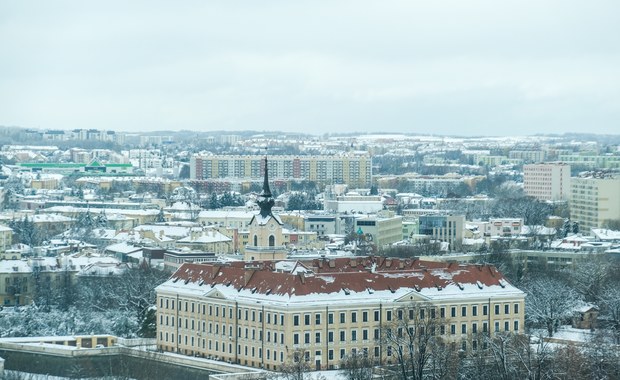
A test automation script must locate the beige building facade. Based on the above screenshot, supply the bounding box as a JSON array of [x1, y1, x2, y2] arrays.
[[570, 175, 620, 232], [523, 162, 571, 201], [156, 257, 525, 371]]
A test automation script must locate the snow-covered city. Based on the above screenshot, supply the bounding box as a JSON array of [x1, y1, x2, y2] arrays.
[[0, 129, 617, 379], [2, 1, 620, 379]]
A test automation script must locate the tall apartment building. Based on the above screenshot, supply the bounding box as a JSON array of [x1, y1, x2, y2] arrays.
[[570, 174, 620, 232], [189, 155, 372, 188], [156, 257, 525, 370], [523, 163, 571, 201]]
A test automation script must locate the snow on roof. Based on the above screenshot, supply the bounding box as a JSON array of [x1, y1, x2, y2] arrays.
[[158, 257, 524, 306], [31, 213, 73, 223], [198, 210, 256, 219], [134, 224, 192, 238], [591, 228, 620, 241], [77, 262, 130, 277], [177, 230, 232, 244], [0, 260, 32, 273], [105, 242, 142, 254]]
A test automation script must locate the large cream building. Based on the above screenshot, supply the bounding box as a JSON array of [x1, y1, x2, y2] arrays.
[[189, 154, 372, 188], [523, 162, 571, 201], [155, 256, 525, 371], [570, 174, 620, 232]]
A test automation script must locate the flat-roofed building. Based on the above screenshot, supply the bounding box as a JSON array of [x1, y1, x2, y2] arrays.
[[523, 162, 570, 201], [570, 174, 620, 232], [190, 154, 372, 188]]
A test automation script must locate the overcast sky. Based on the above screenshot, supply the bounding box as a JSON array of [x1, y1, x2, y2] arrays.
[[1, 0, 619, 136]]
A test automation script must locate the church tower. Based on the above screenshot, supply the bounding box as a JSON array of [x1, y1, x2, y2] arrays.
[[244, 157, 286, 261]]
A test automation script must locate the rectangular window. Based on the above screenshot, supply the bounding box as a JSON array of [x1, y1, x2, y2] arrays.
[[483, 322, 488, 333], [451, 307, 456, 318], [328, 331, 334, 342], [514, 304, 519, 314], [340, 331, 346, 342], [362, 311, 368, 322], [495, 305, 500, 315], [472, 306, 478, 316], [305, 314, 310, 326], [440, 307, 445, 318], [374, 310, 380, 322], [420, 309, 425, 319], [351, 330, 357, 341], [461, 324, 467, 334], [430, 308, 436, 319], [328, 313, 334, 324], [504, 321, 510, 331], [328, 350, 334, 360], [440, 325, 445, 335], [504, 305, 510, 314], [514, 320, 519, 331], [472, 323, 477, 333], [351, 312, 357, 323], [451, 324, 456, 335], [397, 310, 403, 320], [483, 305, 488, 316], [494, 322, 500, 332], [461, 306, 467, 317], [386, 311, 392, 321], [315, 332, 321, 344], [294, 315, 300, 326], [305, 333, 310, 344], [315, 313, 321, 325], [340, 312, 346, 324], [294, 334, 299, 345]]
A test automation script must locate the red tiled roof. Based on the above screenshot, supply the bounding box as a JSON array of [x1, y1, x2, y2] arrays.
[[168, 256, 508, 297]]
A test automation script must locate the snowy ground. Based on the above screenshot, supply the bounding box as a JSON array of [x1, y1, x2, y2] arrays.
[[1, 371, 137, 380]]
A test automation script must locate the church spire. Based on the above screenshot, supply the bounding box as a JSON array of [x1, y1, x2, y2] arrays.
[[258, 155, 275, 218]]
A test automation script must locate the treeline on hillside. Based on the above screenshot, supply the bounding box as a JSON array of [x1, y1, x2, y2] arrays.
[[0, 267, 168, 339]]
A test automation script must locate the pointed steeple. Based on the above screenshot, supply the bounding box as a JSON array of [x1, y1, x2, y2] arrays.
[[257, 156, 275, 218], [261, 157, 272, 198]]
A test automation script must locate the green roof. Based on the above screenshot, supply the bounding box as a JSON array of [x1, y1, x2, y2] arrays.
[[20, 162, 132, 168]]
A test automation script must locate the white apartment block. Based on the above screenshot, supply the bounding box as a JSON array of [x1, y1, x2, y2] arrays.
[[570, 174, 620, 232], [523, 163, 571, 201], [189, 155, 372, 188], [156, 257, 525, 371]]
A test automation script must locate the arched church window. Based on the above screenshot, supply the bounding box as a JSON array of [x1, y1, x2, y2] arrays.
[[269, 235, 275, 247]]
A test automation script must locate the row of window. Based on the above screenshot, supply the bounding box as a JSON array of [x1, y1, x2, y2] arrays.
[[292, 319, 520, 347], [291, 303, 520, 328], [158, 299, 286, 326]]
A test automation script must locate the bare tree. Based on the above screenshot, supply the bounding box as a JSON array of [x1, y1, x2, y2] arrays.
[[598, 285, 620, 344], [341, 352, 374, 380], [279, 348, 313, 380], [381, 302, 450, 380], [523, 277, 581, 337]]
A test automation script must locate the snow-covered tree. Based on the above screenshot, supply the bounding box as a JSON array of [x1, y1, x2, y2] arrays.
[[381, 303, 453, 380], [598, 285, 620, 344], [524, 277, 581, 337]]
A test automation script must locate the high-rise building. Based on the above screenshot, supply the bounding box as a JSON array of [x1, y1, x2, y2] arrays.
[[523, 163, 571, 201], [189, 154, 372, 188], [570, 174, 620, 232], [155, 256, 525, 370]]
